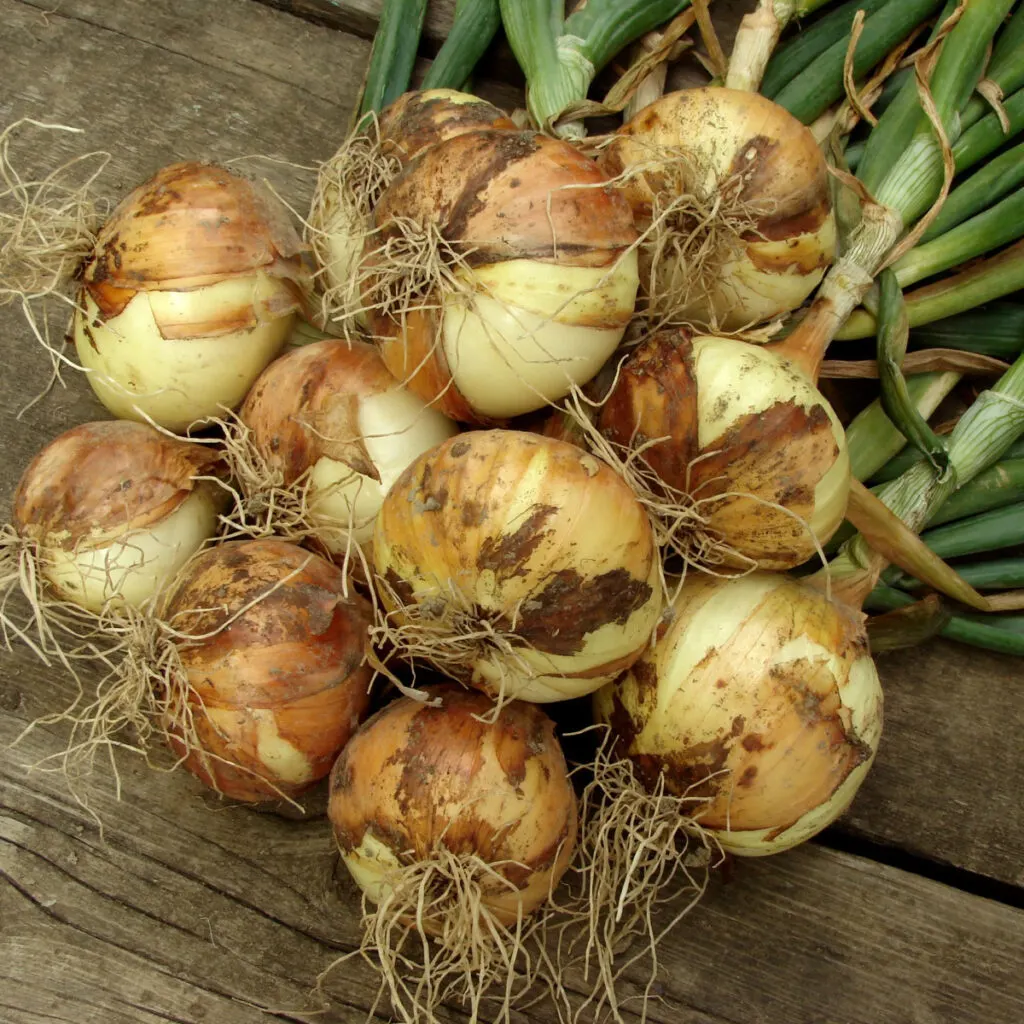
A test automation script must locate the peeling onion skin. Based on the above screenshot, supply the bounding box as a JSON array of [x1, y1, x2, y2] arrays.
[[599, 330, 850, 569], [240, 339, 459, 549], [73, 162, 310, 432], [365, 130, 640, 424], [328, 686, 578, 925], [601, 88, 836, 330], [162, 538, 373, 803], [373, 430, 663, 702], [376, 89, 517, 164], [594, 572, 883, 856], [313, 90, 515, 324], [12, 421, 225, 612]]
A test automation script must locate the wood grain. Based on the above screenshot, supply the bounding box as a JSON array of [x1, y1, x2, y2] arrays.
[[1, 2, 1024, 1021]]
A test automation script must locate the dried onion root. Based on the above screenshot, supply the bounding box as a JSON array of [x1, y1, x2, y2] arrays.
[[599, 87, 836, 332], [308, 89, 515, 333], [372, 430, 663, 706], [0, 118, 108, 385], [325, 686, 577, 1024]]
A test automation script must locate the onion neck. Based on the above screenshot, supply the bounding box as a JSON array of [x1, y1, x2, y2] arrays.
[[725, 0, 792, 92], [766, 203, 903, 382]]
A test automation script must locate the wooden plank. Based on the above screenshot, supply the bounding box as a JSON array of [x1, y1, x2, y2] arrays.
[[1, 9, 1023, 1023], [3, 714, 1024, 1024], [840, 640, 1024, 888], [253, 0, 457, 43]]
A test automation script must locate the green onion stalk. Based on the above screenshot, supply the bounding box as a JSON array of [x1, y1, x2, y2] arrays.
[[767, 0, 1015, 382], [771, 0, 946, 126], [837, 237, 1024, 338], [820, 344, 1024, 608], [498, 0, 691, 138]]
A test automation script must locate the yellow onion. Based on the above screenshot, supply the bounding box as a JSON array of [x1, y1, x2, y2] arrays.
[[238, 338, 458, 552], [364, 129, 640, 423], [329, 685, 577, 923], [309, 89, 515, 328], [162, 538, 372, 802], [599, 87, 836, 330], [73, 162, 310, 432], [598, 329, 850, 569], [594, 571, 883, 856], [9, 421, 224, 612], [327, 686, 576, 1018], [373, 430, 662, 702]]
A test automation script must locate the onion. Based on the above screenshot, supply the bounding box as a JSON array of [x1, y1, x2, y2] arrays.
[[309, 89, 515, 330], [6, 421, 223, 614], [373, 430, 662, 703], [236, 338, 458, 552], [594, 570, 883, 856], [597, 329, 850, 569], [161, 538, 372, 802], [599, 87, 836, 330], [327, 685, 576, 1018], [73, 163, 310, 432], [363, 129, 640, 423]]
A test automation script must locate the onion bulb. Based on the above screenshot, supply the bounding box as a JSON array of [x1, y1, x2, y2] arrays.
[[598, 329, 850, 569], [599, 88, 835, 330], [327, 685, 576, 1018], [372, 430, 662, 703], [363, 129, 640, 423], [309, 89, 515, 329], [7, 421, 224, 614], [73, 163, 310, 432], [236, 338, 458, 551], [161, 538, 372, 802], [593, 570, 883, 856]]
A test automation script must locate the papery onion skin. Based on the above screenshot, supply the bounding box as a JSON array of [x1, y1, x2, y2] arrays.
[[12, 421, 224, 612], [162, 538, 372, 802], [377, 89, 517, 164], [240, 339, 458, 549], [328, 686, 578, 925], [74, 162, 310, 432], [366, 130, 639, 424], [313, 90, 515, 324], [599, 330, 850, 569], [594, 571, 883, 856], [373, 430, 662, 702], [601, 88, 836, 330]]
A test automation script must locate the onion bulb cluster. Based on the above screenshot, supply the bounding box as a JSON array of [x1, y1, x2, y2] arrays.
[[309, 89, 515, 328], [364, 129, 640, 423], [161, 538, 372, 802], [74, 162, 310, 432], [600, 87, 836, 330], [594, 571, 883, 855], [238, 338, 458, 551], [599, 330, 850, 569], [9, 421, 224, 612], [373, 430, 662, 702]]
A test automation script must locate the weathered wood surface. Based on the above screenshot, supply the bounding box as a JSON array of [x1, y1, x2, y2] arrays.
[[5, 704, 1024, 1024], [2, 1, 1024, 1022]]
